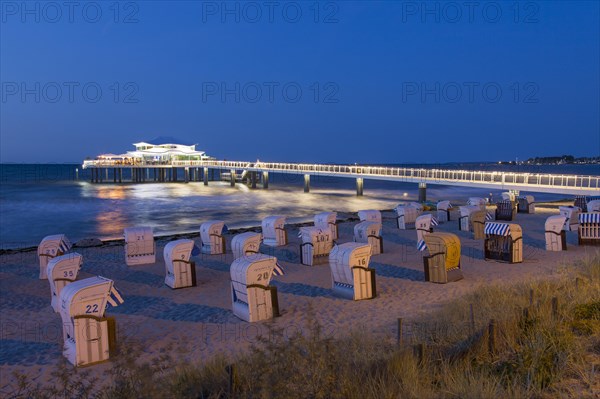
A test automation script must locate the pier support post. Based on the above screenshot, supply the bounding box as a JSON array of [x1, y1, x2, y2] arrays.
[[203, 168, 209, 185], [113, 169, 116, 183], [75, 168, 79, 181], [230, 169, 236, 187], [356, 178, 364, 196], [119, 169, 122, 183], [263, 172, 269, 189], [418, 182, 427, 202], [185, 167, 189, 183], [304, 174, 310, 193], [251, 171, 257, 189], [105, 169, 108, 181], [146, 168, 150, 181]]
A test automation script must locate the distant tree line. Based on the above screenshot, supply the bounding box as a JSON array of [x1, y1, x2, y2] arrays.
[[525, 155, 599, 165]]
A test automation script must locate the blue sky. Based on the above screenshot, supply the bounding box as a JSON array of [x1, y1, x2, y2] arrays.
[[1, 1, 599, 163]]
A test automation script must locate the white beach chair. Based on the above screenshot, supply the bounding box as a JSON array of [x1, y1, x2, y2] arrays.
[[501, 192, 516, 202], [468, 197, 487, 211], [421, 233, 463, 283], [38, 234, 72, 279], [586, 200, 600, 213], [164, 239, 198, 289], [231, 232, 262, 260], [358, 209, 382, 223], [578, 213, 600, 246], [545, 215, 567, 251], [200, 220, 226, 255], [230, 254, 283, 322], [415, 214, 438, 243], [436, 201, 452, 223], [59, 276, 123, 366], [458, 205, 480, 232], [299, 227, 334, 266], [329, 242, 376, 300], [517, 195, 535, 214], [484, 222, 523, 263], [559, 206, 581, 232], [395, 204, 420, 230], [47, 253, 83, 313], [314, 211, 338, 240], [354, 221, 383, 255], [262, 216, 287, 247], [124, 227, 155, 266]]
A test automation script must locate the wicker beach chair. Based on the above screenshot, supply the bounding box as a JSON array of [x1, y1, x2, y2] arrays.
[[38, 234, 72, 279], [299, 227, 334, 266], [578, 213, 600, 246], [314, 211, 338, 240], [230, 254, 283, 322], [329, 242, 376, 300], [484, 222, 523, 263], [200, 220, 226, 255], [545, 216, 567, 251], [47, 253, 82, 312], [124, 227, 155, 266], [262, 216, 287, 247], [59, 276, 123, 366], [421, 232, 463, 283], [164, 239, 198, 289], [354, 221, 383, 255], [231, 232, 262, 260]]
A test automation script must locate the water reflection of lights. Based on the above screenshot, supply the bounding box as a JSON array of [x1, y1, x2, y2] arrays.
[[96, 209, 126, 239]]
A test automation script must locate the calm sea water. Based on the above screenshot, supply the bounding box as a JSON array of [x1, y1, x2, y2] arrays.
[[1, 163, 598, 248]]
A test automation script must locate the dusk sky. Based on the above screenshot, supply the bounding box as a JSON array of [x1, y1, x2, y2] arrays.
[[1, 1, 599, 164]]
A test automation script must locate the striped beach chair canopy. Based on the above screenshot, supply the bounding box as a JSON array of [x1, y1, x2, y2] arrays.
[[579, 213, 600, 224], [484, 222, 511, 236]]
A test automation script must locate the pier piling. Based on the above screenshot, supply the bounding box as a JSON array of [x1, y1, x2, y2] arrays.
[[263, 172, 269, 189], [356, 178, 364, 196], [304, 174, 310, 193], [418, 183, 427, 202]]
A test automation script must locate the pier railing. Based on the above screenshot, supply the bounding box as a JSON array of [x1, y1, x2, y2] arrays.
[[82, 159, 600, 194]]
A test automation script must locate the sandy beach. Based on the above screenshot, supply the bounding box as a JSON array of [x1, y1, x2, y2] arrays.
[[1, 202, 598, 393]]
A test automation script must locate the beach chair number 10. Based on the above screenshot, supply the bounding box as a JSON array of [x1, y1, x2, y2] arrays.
[[85, 304, 99, 314], [256, 272, 270, 281]]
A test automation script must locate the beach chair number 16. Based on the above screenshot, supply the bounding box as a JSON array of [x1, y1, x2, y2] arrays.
[[357, 257, 367, 266], [256, 272, 270, 281], [85, 304, 99, 314]]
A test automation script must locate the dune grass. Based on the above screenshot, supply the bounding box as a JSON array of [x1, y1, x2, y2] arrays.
[[6, 252, 599, 399]]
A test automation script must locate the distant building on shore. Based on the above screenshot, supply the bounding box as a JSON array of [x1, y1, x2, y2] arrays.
[[86, 136, 213, 166]]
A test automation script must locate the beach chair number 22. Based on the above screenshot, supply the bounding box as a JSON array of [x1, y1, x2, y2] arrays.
[[85, 304, 99, 314]]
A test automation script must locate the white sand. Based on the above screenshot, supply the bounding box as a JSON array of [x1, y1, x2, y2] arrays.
[[1, 204, 598, 392]]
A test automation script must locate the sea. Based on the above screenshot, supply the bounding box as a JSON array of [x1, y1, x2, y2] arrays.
[[1, 163, 598, 249]]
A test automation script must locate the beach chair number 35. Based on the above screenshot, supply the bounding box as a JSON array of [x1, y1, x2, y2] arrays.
[[63, 270, 74, 278]]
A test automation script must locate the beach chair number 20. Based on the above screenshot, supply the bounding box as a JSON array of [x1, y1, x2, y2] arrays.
[[256, 272, 270, 281], [85, 304, 99, 314]]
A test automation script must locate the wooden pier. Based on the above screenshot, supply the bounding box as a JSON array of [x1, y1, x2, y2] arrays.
[[81, 160, 600, 197]]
